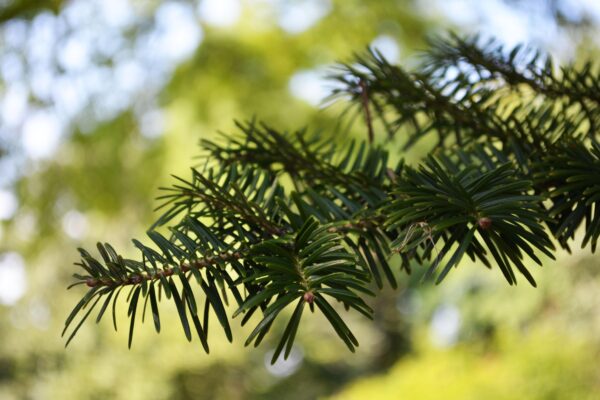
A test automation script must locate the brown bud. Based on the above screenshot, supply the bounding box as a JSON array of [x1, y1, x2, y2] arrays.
[[386, 168, 397, 183], [478, 217, 492, 230], [130, 275, 142, 284], [303, 292, 315, 304], [86, 278, 98, 287]]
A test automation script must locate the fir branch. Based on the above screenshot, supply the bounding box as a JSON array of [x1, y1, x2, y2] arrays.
[[384, 154, 554, 285], [424, 33, 600, 106], [63, 33, 600, 361], [423, 34, 600, 141], [535, 140, 600, 252]]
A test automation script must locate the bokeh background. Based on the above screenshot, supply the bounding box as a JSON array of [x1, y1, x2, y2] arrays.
[[0, 0, 599, 399]]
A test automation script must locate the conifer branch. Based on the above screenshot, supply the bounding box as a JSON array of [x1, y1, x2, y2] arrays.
[[63, 34, 600, 361]]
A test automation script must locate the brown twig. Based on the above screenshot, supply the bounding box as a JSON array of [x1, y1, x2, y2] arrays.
[[85, 251, 244, 288], [359, 79, 375, 144]]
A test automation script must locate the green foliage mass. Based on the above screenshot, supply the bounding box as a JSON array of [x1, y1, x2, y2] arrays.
[[330, 329, 600, 400], [63, 35, 600, 366]]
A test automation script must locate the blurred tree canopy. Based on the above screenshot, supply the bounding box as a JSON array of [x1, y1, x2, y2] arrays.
[[0, 0, 599, 399], [0, 0, 62, 24]]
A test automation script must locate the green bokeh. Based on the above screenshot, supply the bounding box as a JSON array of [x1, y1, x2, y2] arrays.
[[0, 1, 599, 399]]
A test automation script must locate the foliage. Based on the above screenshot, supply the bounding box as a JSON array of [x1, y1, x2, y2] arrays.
[[63, 34, 600, 364], [0, 0, 63, 24], [329, 329, 600, 400]]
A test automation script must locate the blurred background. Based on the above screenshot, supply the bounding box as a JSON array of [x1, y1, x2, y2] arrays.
[[0, 0, 599, 399]]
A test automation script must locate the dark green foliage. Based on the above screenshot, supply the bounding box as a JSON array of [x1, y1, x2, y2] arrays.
[[536, 140, 600, 252], [386, 154, 554, 286], [63, 34, 600, 361], [237, 216, 372, 362]]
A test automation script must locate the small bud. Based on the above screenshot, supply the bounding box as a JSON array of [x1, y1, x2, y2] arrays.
[[163, 269, 173, 277], [386, 168, 397, 183], [130, 275, 142, 284], [478, 217, 492, 230], [86, 278, 98, 287], [303, 292, 315, 304]]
